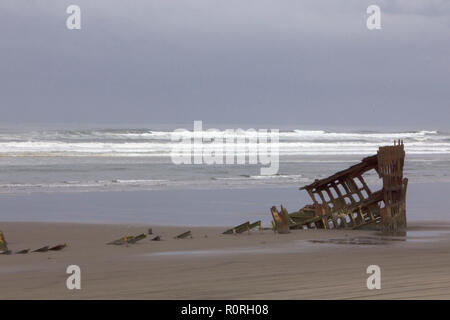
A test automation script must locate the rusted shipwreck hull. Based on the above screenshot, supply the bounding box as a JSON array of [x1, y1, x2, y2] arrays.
[[271, 141, 408, 234]]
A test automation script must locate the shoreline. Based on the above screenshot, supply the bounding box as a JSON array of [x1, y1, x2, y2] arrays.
[[1, 220, 450, 299]]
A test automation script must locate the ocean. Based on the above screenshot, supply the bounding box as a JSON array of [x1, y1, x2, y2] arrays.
[[0, 128, 449, 194]]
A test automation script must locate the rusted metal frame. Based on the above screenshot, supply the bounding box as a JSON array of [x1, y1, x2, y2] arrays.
[[349, 210, 357, 227], [357, 175, 373, 197], [345, 176, 365, 204], [338, 178, 358, 205], [313, 188, 333, 217], [306, 188, 324, 220], [271, 142, 405, 233], [377, 141, 406, 234], [367, 205, 375, 221], [323, 187, 337, 210], [340, 191, 383, 224], [330, 181, 346, 210], [299, 155, 378, 191], [315, 188, 328, 206]]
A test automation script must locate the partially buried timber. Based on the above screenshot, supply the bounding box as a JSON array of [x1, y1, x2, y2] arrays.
[[174, 231, 192, 239], [223, 221, 262, 235], [0, 231, 8, 252]]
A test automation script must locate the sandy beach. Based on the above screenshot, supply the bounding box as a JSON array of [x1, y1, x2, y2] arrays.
[[2, 0, 450, 304], [1, 221, 450, 300]]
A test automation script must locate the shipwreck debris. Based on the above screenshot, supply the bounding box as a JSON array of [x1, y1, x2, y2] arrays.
[[49, 244, 67, 251], [33, 246, 50, 253], [270, 206, 290, 234], [107, 236, 134, 245], [223, 221, 249, 234], [248, 221, 262, 232], [107, 233, 149, 245], [128, 234, 146, 244], [0, 231, 8, 252], [223, 221, 262, 235], [174, 231, 192, 239], [270, 141, 408, 235], [378, 143, 408, 235], [0, 250, 12, 255], [151, 235, 161, 241], [16, 249, 30, 254]]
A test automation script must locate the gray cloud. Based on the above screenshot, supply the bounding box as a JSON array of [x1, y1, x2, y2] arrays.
[[0, 1, 449, 129]]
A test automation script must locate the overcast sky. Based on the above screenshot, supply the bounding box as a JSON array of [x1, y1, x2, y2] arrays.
[[0, 0, 449, 130]]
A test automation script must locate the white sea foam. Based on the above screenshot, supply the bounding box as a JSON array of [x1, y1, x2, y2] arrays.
[[0, 128, 448, 193], [0, 129, 448, 156]]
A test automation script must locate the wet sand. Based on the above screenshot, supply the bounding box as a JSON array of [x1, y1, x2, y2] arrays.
[[1, 182, 449, 225], [1, 221, 450, 299]]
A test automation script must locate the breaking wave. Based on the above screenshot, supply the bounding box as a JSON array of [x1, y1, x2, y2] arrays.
[[0, 129, 448, 156]]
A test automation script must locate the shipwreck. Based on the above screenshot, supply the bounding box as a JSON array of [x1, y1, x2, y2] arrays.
[[271, 141, 408, 235]]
